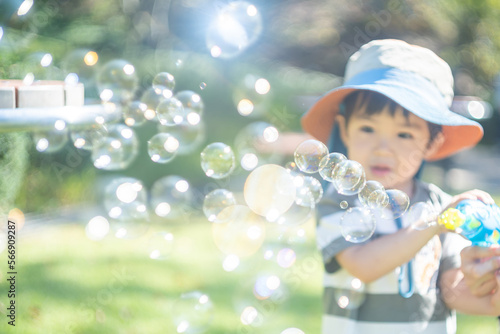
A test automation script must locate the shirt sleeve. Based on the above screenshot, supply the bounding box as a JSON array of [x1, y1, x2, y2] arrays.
[[316, 184, 364, 273]]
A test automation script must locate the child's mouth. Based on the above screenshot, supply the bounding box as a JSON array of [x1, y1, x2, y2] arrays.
[[370, 166, 391, 177]]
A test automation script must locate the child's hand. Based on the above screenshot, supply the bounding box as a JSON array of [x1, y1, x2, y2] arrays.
[[447, 189, 494, 210], [461, 245, 500, 297], [436, 189, 494, 233]]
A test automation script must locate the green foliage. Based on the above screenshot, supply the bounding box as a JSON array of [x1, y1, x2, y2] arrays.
[[0, 133, 29, 213]]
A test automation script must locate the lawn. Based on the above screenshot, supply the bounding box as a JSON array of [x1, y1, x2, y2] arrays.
[[0, 214, 498, 333]]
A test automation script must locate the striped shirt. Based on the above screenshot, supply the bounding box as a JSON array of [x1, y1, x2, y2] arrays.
[[317, 180, 470, 334]]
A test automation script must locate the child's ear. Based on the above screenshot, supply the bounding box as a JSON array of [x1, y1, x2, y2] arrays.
[[336, 114, 348, 145], [424, 132, 445, 160]]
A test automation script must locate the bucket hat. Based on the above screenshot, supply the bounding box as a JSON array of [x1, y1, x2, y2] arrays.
[[301, 39, 483, 161]]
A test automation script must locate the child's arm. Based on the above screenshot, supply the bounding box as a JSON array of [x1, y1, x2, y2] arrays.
[[440, 267, 500, 316], [336, 189, 494, 284], [336, 222, 443, 283]]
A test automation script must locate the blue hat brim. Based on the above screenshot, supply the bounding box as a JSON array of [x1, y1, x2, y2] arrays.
[[301, 68, 483, 161]]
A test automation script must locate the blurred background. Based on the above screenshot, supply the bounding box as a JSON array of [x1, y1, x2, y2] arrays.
[[0, 0, 500, 333]]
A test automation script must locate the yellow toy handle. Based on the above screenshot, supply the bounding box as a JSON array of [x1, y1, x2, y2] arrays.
[[437, 208, 466, 230]]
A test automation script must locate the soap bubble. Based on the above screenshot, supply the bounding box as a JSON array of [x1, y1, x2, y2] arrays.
[[203, 189, 237, 222], [383, 189, 410, 219], [200, 142, 236, 179], [147, 133, 179, 163], [244, 164, 296, 219], [334, 277, 366, 310], [358, 180, 388, 208], [22, 52, 62, 83], [33, 124, 68, 153], [92, 124, 139, 170], [85, 216, 110, 241], [109, 201, 150, 239], [172, 291, 214, 334], [274, 196, 315, 227], [294, 139, 329, 174], [175, 90, 204, 116], [152, 72, 175, 94], [234, 122, 281, 171], [406, 202, 437, 230], [233, 74, 272, 117], [340, 201, 349, 209], [294, 175, 323, 208], [205, 1, 263, 59], [284, 161, 301, 176], [222, 254, 241, 272], [103, 178, 148, 234], [147, 231, 174, 260], [239, 305, 262, 327], [156, 97, 185, 126], [141, 87, 169, 120], [199, 82, 207, 90], [61, 49, 99, 87], [212, 205, 266, 257], [277, 248, 297, 268], [96, 59, 138, 103], [104, 177, 146, 207], [123, 100, 148, 127], [333, 160, 366, 195], [158, 121, 205, 155], [340, 207, 375, 243], [252, 274, 286, 302], [319, 152, 347, 182], [71, 123, 108, 150], [150, 176, 193, 220]]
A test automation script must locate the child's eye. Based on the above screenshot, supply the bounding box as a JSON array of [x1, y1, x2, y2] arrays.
[[360, 126, 374, 133], [398, 132, 413, 139]]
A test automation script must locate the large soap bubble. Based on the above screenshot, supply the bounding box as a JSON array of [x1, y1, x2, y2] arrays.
[[406, 202, 437, 230], [244, 164, 296, 220], [318, 152, 347, 182], [91, 124, 139, 170], [200, 142, 236, 179], [203, 189, 237, 222], [172, 291, 214, 334], [33, 121, 69, 153], [147, 133, 179, 163], [152, 71, 175, 94], [205, 1, 263, 59], [96, 59, 138, 103], [234, 122, 281, 171], [147, 231, 175, 260], [212, 205, 266, 257], [333, 277, 366, 310], [333, 160, 366, 195], [150, 175, 193, 220], [340, 207, 375, 243], [383, 189, 410, 219], [294, 139, 329, 174], [358, 180, 388, 209]]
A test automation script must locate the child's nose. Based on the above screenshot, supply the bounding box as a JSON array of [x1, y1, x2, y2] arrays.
[[373, 137, 393, 154]]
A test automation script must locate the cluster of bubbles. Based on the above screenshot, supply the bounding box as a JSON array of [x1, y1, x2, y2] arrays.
[[13, 6, 308, 333], [32, 57, 208, 171], [293, 139, 440, 244], [23, 51, 435, 332]]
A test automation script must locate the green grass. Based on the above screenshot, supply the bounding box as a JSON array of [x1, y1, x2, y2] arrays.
[[0, 217, 323, 334], [0, 215, 498, 333]]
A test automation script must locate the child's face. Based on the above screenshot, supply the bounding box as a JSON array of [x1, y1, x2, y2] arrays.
[[339, 105, 440, 194]]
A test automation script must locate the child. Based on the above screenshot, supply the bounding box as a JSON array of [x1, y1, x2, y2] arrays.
[[301, 39, 500, 333]]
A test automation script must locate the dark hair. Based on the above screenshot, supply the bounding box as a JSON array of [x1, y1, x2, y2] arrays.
[[340, 90, 442, 144]]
